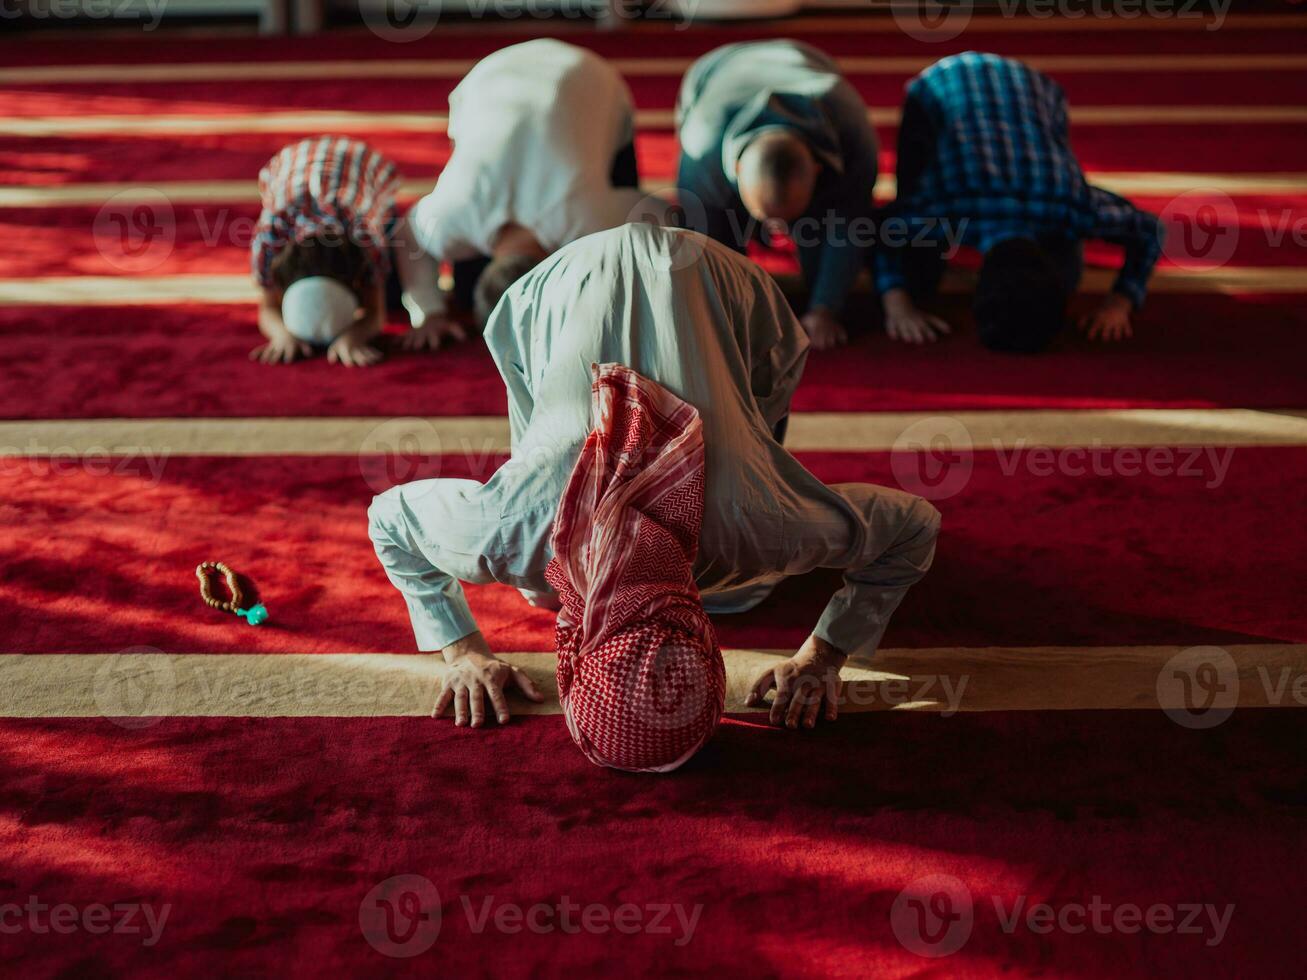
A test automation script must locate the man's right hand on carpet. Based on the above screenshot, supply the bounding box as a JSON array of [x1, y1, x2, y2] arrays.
[[435, 632, 546, 727], [883, 288, 951, 345], [399, 315, 469, 352], [327, 334, 384, 367]]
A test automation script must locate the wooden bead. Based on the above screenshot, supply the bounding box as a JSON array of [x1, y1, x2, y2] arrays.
[[198, 561, 248, 619]]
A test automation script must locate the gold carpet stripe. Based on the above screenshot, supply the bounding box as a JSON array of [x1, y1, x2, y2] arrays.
[[4, 105, 1305, 137], [2, 645, 1302, 718], [5, 52, 1306, 85], [1, 266, 1301, 307], [4, 409, 1306, 458], [4, 171, 1303, 209]]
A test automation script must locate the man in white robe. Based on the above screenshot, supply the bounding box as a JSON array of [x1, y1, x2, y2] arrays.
[[397, 39, 673, 335], [370, 224, 939, 731]]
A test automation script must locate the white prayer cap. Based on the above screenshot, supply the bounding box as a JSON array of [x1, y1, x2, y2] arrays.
[[281, 276, 357, 345]]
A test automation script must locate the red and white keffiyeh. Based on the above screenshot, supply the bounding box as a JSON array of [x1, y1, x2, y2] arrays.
[[545, 364, 725, 773]]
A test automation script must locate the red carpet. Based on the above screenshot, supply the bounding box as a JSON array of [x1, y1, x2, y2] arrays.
[[3, 449, 1303, 655], [5, 124, 1303, 188], [4, 295, 1307, 418], [3, 11, 1306, 977], [3, 711, 1304, 978]]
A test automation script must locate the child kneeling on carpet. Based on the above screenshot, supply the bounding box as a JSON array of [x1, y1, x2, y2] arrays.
[[250, 136, 466, 367], [875, 52, 1165, 352]]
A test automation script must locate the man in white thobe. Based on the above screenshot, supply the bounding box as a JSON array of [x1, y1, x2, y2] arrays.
[[370, 224, 940, 731], [397, 39, 673, 335]]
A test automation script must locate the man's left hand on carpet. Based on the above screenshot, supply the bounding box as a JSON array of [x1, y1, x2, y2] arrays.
[[746, 635, 849, 730], [801, 307, 849, 352], [1079, 291, 1134, 342]]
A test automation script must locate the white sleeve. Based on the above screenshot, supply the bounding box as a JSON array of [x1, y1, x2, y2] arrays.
[[407, 184, 483, 263], [367, 479, 503, 651], [812, 486, 941, 661]]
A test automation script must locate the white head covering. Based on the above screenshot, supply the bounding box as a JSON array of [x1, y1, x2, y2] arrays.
[[281, 276, 357, 345]]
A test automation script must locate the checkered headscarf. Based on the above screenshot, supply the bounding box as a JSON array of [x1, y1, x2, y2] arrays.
[[545, 364, 725, 773]]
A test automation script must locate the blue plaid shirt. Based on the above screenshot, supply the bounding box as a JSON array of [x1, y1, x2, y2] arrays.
[[875, 52, 1163, 308]]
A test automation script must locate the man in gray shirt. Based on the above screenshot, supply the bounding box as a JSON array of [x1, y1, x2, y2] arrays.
[[369, 224, 939, 731], [676, 40, 880, 352]]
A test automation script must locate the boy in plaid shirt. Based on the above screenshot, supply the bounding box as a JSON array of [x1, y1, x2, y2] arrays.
[[876, 52, 1164, 352], [250, 136, 465, 366]]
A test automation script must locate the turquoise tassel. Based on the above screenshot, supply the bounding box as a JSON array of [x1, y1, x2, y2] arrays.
[[237, 603, 269, 626]]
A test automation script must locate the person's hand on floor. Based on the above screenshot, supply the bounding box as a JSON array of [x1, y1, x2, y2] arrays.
[[400, 316, 468, 352], [1079, 292, 1134, 342], [883, 287, 951, 345], [745, 634, 848, 730], [327, 334, 383, 367], [801, 307, 848, 351], [434, 631, 545, 727], [249, 334, 312, 365]]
